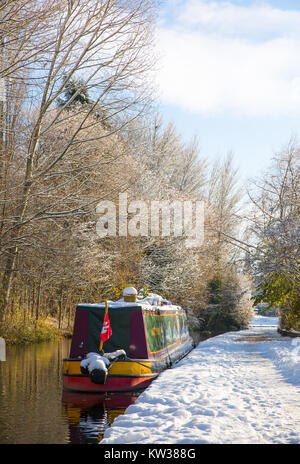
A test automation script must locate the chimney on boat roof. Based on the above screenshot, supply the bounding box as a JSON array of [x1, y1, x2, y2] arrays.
[[123, 287, 137, 303]]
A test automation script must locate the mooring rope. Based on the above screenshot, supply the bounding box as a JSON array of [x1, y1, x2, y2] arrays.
[[124, 355, 153, 370]]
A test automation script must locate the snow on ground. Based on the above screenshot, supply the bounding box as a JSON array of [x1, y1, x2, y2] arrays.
[[101, 316, 300, 444], [250, 315, 279, 326]]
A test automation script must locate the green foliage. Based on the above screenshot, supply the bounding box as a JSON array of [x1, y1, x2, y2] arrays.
[[208, 277, 222, 305], [60, 77, 91, 107], [206, 305, 242, 334], [58, 76, 112, 129], [254, 273, 300, 331], [280, 308, 300, 332], [253, 273, 296, 308], [248, 147, 299, 331]]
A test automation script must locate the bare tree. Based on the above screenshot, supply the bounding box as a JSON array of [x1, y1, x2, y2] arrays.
[[0, 0, 158, 322]]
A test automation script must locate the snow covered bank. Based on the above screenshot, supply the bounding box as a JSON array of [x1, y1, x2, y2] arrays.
[[250, 315, 279, 326], [101, 316, 300, 444]]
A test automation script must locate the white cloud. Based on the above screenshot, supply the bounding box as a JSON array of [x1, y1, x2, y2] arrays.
[[156, 1, 300, 117], [178, 0, 300, 39]]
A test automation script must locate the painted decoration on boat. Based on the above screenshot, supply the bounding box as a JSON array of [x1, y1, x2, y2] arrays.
[[144, 312, 189, 354]]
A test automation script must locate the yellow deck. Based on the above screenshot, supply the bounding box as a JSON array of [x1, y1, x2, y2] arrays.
[[63, 359, 153, 377]]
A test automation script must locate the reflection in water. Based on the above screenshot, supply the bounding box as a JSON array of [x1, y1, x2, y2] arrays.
[[0, 339, 72, 444], [0, 339, 142, 444], [62, 391, 143, 443]]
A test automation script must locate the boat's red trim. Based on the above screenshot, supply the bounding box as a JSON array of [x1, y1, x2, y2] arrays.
[[63, 374, 156, 393]]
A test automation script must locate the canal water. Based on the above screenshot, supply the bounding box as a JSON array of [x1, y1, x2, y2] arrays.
[[0, 332, 206, 444], [0, 338, 143, 444]]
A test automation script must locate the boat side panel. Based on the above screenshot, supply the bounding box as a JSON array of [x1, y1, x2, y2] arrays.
[[143, 311, 189, 354], [69, 308, 90, 358], [167, 337, 195, 364], [129, 309, 149, 359], [69, 305, 194, 366], [142, 310, 194, 364]]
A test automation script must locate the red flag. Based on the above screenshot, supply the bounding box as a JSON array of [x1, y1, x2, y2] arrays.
[[100, 312, 112, 343]]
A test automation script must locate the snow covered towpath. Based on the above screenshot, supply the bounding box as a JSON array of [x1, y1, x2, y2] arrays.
[[101, 317, 300, 444]]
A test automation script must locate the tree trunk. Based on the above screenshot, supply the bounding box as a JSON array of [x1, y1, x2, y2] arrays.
[[58, 288, 63, 330], [0, 248, 17, 323]]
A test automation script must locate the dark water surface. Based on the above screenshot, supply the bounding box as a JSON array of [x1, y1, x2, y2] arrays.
[[0, 332, 205, 444], [0, 339, 141, 444]]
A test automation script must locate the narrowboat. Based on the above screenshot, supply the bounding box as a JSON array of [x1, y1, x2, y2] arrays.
[[63, 288, 195, 393]]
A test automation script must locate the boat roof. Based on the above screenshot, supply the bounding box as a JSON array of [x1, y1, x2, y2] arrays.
[[76, 301, 183, 311]]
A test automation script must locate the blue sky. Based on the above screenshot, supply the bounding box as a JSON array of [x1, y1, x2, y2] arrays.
[[155, 0, 300, 183]]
